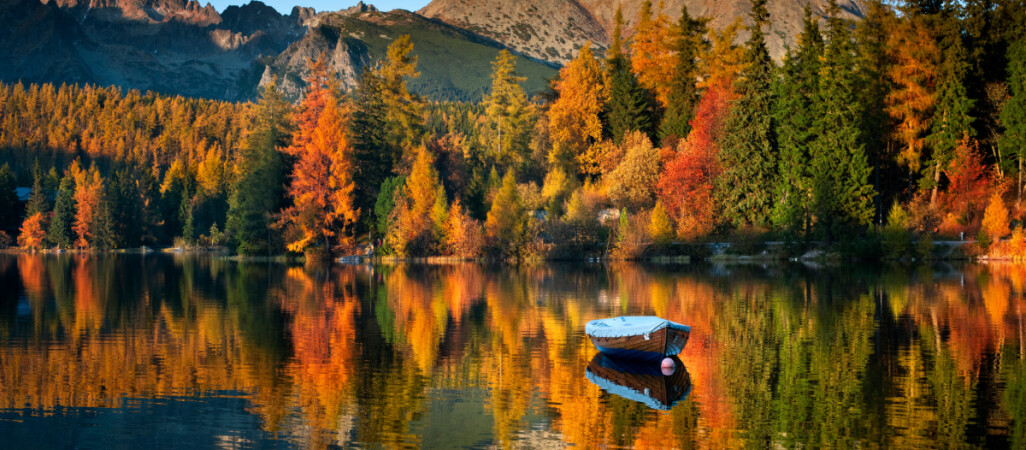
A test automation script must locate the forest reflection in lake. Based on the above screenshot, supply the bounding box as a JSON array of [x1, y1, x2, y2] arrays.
[[0, 254, 1023, 448]]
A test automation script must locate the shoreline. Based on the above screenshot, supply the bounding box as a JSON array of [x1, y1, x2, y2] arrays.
[[0, 240, 990, 264]]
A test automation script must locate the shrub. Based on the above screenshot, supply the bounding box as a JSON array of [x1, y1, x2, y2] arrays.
[[882, 203, 912, 260]]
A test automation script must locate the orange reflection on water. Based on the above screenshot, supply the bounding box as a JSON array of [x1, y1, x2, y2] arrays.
[[1, 257, 1026, 448]]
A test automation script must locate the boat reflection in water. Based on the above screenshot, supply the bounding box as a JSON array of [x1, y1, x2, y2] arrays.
[[585, 352, 692, 411]]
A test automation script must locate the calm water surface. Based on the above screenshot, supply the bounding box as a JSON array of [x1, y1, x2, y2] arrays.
[[0, 254, 1024, 448]]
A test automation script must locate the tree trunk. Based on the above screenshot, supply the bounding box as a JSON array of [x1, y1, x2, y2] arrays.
[[1018, 155, 1023, 210], [930, 161, 941, 207]]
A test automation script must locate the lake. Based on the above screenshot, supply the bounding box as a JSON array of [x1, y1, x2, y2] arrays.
[[0, 254, 1022, 448]]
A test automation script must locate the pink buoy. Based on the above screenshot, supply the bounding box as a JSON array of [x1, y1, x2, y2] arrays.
[[661, 357, 676, 376]]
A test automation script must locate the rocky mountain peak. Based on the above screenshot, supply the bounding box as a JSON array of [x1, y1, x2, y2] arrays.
[[43, 0, 221, 25], [420, 0, 867, 64]]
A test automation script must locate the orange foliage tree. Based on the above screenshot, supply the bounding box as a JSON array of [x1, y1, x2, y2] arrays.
[[17, 212, 47, 250], [630, 0, 674, 106], [387, 146, 444, 256], [71, 162, 104, 249], [886, 16, 940, 182], [279, 58, 359, 257], [548, 45, 607, 174], [982, 191, 1010, 241], [443, 199, 484, 258], [657, 85, 732, 239]]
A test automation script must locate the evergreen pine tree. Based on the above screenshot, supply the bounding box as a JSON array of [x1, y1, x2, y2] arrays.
[[179, 186, 195, 245], [482, 50, 536, 170], [374, 175, 406, 237], [351, 68, 393, 226], [25, 160, 50, 218], [89, 195, 117, 250], [604, 6, 654, 144], [928, 14, 975, 203], [1001, 34, 1026, 202], [107, 168, 140, 248], [772, 6, 823, 235], [47, 173, 75, 249], [855, 0, 894, 223], [227, 82, 293, 255], [715, 0, 778, 228], [658, 5, 708, 142], [810, 0, 877, 238], [0, 163, 18, 236]]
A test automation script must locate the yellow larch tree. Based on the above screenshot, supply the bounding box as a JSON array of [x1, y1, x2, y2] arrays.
[[886, 16, 940, 176], [279, 58, 359, 257], [698, 17, 745, 92], [548, 45, 607, 175], [630, 0, 675, 106]]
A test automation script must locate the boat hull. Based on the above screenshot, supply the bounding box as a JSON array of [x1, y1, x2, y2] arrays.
[[588, 326, 690, 361]]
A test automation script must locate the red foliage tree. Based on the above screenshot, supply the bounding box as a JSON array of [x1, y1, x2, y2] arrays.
[[942, 136, 992, 226], [656, 86, 733, 238]]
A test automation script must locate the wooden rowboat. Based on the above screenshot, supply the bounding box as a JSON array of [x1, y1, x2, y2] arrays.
[[585, 353, 691, 410], [585, 316, 690, 361]]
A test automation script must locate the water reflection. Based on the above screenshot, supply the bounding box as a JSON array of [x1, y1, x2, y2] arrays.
[[0, 255, 1023, 448]]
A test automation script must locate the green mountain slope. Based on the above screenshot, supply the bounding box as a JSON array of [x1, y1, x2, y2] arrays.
[[259, 10, 557, 102]]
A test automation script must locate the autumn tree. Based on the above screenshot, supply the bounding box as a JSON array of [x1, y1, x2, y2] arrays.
[[443, 199, 484, 258], [658, 85, 731, 239], [482, 50, 536, 171], [542, 166, 574, 218], [548, 45, 607, 174], [279, 59, 359, 258], [659, 5, 708, 141], [604, 6, 654, 144], [378, 35, 426, 164], [649, 200, 674, 244], [631, 0, 674, 106], [387, 146, 443, 256], [72, 162, 104, 249], [699, 17, 745, 92], [160, 158, 195, 240], [716, 0, 778, 228], [227, 81, 293, 256], [982, 191, 1010, 241], [886, 11, 940, 190], [607, 131, 660, 210], [485, 171, 528, 258], [17, 212, 47, 250], [943, 136, 992, 225]]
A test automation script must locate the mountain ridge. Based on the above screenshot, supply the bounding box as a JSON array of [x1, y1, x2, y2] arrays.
[[1, 0, 868, 102], [419, 0, 868, 63]]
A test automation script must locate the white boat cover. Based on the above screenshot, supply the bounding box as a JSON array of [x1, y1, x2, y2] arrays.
[[585, 370, 672, 410], [585, 316, 690, 339]]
